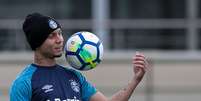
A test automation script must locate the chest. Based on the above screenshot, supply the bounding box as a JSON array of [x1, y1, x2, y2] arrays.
[[31, 68, 82, 101]]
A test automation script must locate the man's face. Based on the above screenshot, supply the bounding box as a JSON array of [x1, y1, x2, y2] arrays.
[[37, 28, 64, 58]]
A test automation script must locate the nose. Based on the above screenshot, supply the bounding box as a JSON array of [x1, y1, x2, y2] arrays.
[[55, 33, 64, 44]]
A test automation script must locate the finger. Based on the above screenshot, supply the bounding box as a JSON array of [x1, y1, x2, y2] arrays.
[[134, 63, 146, 71], [133, 56, 146, 62], [133, 57, 147, 67], [135, 51, 145, 58], [133, 58, 145, 63], [133, 51, 149, 70], [132, 57, 146, 63], [133, 61, 146, 66], [133, 55, 149, 67], [133, 59, 148, 70], [133, 53, 146, 60], [134, 64, 146, 72], [133, 54, 145, 58]]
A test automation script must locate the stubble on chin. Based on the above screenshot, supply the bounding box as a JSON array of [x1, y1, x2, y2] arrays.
[[54, 53, 62, 58]]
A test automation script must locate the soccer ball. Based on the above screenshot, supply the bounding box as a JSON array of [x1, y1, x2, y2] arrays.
[[64, 31, 104, 71]]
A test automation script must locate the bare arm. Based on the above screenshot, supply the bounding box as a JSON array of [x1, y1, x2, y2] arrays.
[[90, 52, 148, 101]]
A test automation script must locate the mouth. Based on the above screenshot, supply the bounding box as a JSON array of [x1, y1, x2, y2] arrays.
[[54, 46, 63, 52]]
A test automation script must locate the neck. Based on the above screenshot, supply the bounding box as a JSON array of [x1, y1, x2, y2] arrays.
[[33, 51, 56, 67]]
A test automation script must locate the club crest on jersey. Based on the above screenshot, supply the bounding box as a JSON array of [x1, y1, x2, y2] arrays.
[[69, 79, 80, 93], [48, 19, 57, 29]]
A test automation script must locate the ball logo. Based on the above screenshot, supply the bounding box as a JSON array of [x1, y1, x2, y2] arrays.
[[49, 19, 57, 29], [69, 80, 80, 93], [71, 41, 75, 45]]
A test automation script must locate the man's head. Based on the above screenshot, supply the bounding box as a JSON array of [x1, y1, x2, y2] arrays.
[[23, 13, 61, 50], [23, 13, 64, 58]]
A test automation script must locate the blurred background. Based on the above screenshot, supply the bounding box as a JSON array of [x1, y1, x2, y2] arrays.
[[0, 0, 201, 101]]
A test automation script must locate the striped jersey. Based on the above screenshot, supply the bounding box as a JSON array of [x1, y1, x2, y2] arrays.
[[10, 64, 97, 101]]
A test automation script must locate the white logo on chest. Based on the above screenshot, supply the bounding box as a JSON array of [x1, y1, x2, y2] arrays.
[[47, 96, 80, 101], [42, 84, 54, 93], [69, 79, 80, 93]]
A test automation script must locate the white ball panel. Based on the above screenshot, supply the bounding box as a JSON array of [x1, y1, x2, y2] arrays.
[[82, 32, 99, 43], [99, 43, 104, 60], [79, 44, 97, 62], [66, 35, 82, 52], [66, 55, 82, 69]]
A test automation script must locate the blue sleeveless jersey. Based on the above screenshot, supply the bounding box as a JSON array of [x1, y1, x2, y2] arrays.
[[10, 64, 97, 101]]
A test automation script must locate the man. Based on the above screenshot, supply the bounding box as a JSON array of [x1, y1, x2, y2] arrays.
[[10, 13, 148, 101]]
